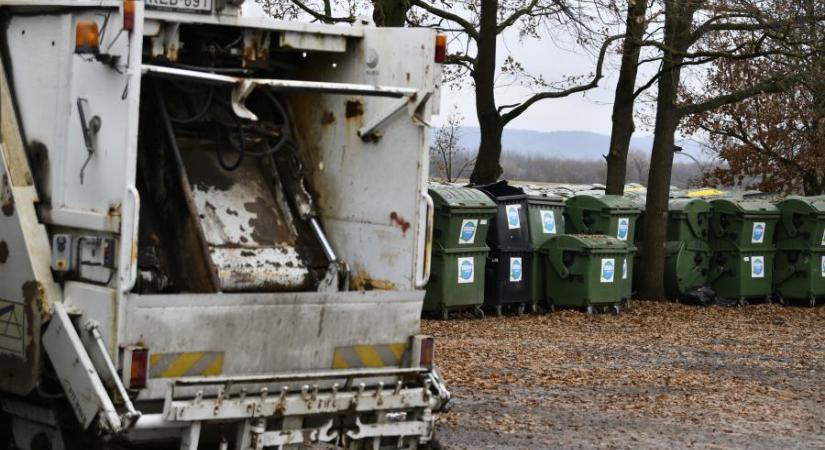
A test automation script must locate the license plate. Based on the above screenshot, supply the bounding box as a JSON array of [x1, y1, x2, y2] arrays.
[[146, 0, 212, 13]]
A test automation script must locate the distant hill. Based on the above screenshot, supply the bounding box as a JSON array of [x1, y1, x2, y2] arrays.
[[451, 127, 707, 161]]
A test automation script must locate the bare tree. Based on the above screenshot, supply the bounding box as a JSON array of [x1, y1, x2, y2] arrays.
[[635, 0, 817, 299], [430, 107, 475, 182], [605, 0, 651, 195], [409, 0, 624, 185]]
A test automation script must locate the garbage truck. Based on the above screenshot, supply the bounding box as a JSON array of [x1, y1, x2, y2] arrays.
[[0, 1, 449, 448]]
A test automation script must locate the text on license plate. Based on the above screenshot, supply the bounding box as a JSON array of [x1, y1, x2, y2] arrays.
[[146, 0, 212, 13]]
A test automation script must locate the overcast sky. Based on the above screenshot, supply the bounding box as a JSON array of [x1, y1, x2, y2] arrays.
[[435, 27, 633, 135]]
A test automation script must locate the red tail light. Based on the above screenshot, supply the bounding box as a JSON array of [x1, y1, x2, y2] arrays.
[[129, 348, 148, 389], [123, 0, 136, 32], [434, 34, 447, 63], [419, 337, 434, 368]]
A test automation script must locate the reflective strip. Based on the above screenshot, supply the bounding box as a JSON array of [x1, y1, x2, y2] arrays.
[[149, 352, 225, 378], [332, 343, 408, 369]]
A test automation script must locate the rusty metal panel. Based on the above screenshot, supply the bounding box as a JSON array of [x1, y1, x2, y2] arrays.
[[180, 143, 311, 291], [0, 70, 60, 396], [290, 27, 442, 291], [123, 290, 423, 400]]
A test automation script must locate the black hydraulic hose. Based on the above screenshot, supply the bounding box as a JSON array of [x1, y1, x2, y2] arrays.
[[168, 86, 215, 125], [215, 103, 245, 171]]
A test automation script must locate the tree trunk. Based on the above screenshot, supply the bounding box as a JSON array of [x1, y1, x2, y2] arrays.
[[372, 0, 409, 26], [605, 0, 648, 195], [638, 1, 696, 299], [469, 0, 503, 185]]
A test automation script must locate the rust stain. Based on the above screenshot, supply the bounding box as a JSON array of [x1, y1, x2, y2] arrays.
[[345, 100, 364, 119], [321, 110, 335, 125], [243, 39, 258, 65], [1, 174, 14, 217], [22, 280, 48, 320], [351, 271, 397, 291], [0, 241, 7, 264], [406, 72, 411, 82], [390, 212, 411, 234]]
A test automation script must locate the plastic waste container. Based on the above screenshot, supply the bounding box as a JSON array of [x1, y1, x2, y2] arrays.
[[475, 181, 531, 251], [428, 185, 497, 251], [566, 194, 640, 302], [709, 251, 774, 304], [484, 250, 533, 316], [424, 186, 497, 319], [425, 247, 490, 319], [709, 199, 779, 252], [662, 199, 713, 299], [775, 196, 825, 306], [524, 191, 566, 309], [565, 195, 641, 244], [540, 234, 629, 313], [708, 199, 779, 305], [476, 181, 533, 315], [668, 198, 711, 243]]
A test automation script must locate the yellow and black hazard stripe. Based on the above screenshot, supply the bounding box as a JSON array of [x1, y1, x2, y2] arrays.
[[332, 343, 408, 369], [149, 352, 224, 378]]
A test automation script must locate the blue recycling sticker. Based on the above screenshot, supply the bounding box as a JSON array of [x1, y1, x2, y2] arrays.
[[617, 218, 629, 241], [459, 220, 477, 244], [507, 206, 520, 229], [542, 211, 557, 234], [602, 259, 615, 282], [510, 258, 522, 282], [752, 223, 765, 243], [752, 257, 764, 276], [460, 260, 474, 280]]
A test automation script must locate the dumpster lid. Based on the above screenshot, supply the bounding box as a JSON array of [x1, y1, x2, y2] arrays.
[[566, 194, 641, 214], [428, 185, 496, 209], [710, 198, 779, 215], [669, 198, 711, 214], [778, 196, 825, 215], [541, 234, 628, 251], [474, 180, 527, 202]]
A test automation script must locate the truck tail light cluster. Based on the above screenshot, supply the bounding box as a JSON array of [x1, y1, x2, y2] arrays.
[[123, 0, 136, 32], [419, 337, 435, 368], [435, 34, 447, 63], [129, 348, 148, 389]]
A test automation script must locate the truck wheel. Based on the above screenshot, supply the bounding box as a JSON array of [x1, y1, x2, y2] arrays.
[[0, 411, 11, 450]]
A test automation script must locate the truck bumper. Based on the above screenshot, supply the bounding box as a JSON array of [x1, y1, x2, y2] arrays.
[[127, 366, 451, 449]]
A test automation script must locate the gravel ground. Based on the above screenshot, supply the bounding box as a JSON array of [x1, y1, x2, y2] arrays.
[[423, 302, 825, 449]]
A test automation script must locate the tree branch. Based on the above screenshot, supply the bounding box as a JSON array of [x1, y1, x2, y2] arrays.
[[677, 75, 802, 117], [499, 33, 624, 125], [409, 0, 479, 40], [290, 0, 355, 23]]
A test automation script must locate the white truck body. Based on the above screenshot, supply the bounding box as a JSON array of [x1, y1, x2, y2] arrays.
[[0, 1, 447, 448]]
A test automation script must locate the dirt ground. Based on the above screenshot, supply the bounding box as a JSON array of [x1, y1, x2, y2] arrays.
[[423, 302, 825, 450]]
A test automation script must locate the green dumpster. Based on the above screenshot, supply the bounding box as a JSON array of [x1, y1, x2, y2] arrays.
[[709, 199, 779, 304], [428, 185, 497, 251], [709, 251, 775, 304], [425, 247, 489, 319], [664, 240, 712, 299], [565, 195, 641, 243], [566, 195, 640, 302], [540, 234, 629, 312], [664, 199, 712, 298], [424, 186, 497, 319], [709, 199, 779, 252], [525, 192, 566, 309], [775, 196, 825, 306], [668, 198, 711, 243]]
